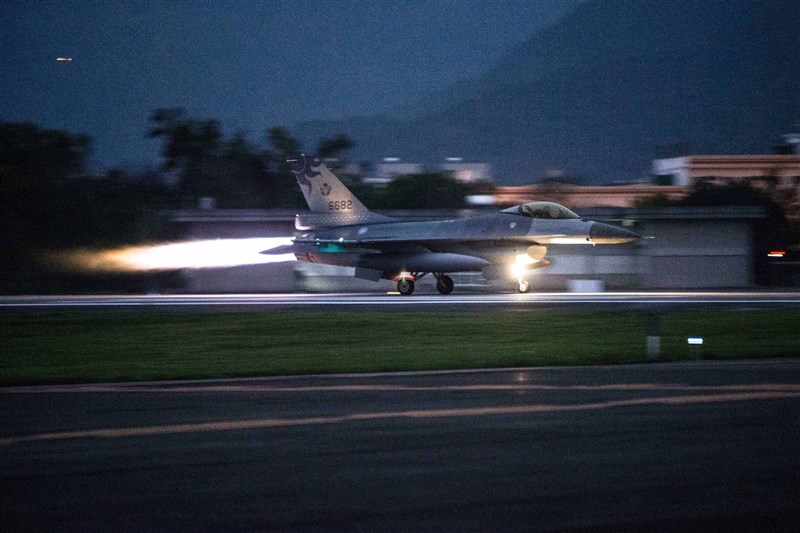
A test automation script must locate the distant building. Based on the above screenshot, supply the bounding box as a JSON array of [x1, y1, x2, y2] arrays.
[[777, 133, 800, 154], [367, 157, 494, 186], [493, 184, 686, 209], [368, 158, 425, 186], [440, 158, 493, 183], [652, 155, 800, 219], [652, 155, 800, 188]]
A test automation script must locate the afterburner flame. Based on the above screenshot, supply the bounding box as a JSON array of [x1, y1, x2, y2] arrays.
[[55, 238, 295, 272]]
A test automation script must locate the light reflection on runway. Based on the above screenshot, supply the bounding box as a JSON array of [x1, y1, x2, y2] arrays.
[[1, 291, 799, 311], [4, 369, 800, 448], [3, 361, 800, 530], [4, 389, 798, 447]]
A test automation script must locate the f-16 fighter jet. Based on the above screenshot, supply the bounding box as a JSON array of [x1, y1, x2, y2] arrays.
[[268, 154, 641, 295]]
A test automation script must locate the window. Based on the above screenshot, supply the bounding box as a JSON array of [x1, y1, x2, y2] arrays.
[[501, 202, 580, 219]]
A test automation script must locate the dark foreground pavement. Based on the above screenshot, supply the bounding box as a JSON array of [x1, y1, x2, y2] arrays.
[[2, 360, 800, 531]]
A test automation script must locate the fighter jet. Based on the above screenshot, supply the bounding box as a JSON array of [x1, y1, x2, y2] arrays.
[[269, 154, 641, 295]]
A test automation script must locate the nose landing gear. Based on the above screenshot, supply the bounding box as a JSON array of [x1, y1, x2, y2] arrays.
[[517, 279, 530, 293]]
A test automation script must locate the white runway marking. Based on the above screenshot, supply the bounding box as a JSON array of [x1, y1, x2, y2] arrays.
[[2, 292, 799, 309]]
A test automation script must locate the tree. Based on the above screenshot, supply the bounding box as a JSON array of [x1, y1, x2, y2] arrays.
[[148, 108, 225, 202], [266, 127, 301, 160], [0, 121, 90, 183], [381, 173, 469, 209], [317, 134, 354, 161], [0, 122, 179, 293], [1, 122, 92, 251], [263, 127, 305, 208]]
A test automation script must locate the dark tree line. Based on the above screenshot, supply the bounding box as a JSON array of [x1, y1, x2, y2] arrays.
[[1, 122, 179, 292], [146, 108, 482, 210], [1, 113, 478, 292], [145, 108, 366, 209]]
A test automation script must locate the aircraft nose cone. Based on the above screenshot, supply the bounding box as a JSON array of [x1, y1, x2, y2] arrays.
[[589, 222, 642, 244]]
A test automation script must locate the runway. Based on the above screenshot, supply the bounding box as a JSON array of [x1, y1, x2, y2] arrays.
[[2, 290, 800, 312], [3, 360, 800, 531]]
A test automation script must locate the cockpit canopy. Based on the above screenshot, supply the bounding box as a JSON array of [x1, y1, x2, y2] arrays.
[[501, 202, 580, 220]]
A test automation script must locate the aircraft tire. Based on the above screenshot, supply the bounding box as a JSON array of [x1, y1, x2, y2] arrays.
[[517, 280, 530, 293], [436, 275, 454, 295], [397, 279, 415, 296]]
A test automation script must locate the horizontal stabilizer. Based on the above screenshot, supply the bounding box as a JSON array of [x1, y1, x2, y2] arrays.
[[259, 244, 295, 255], [296, 212, 393, 230]]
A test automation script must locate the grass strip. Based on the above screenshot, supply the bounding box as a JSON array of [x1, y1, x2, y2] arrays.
[[1, 309, 798, 385]]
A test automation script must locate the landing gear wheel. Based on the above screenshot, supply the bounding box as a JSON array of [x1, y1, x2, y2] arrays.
[[517, 280, 530, 293], [397, 279, 415, 296], [436, 275, 454, 295]]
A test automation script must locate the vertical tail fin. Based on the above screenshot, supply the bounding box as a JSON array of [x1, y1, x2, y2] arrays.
[[287, 154, 369, 214]]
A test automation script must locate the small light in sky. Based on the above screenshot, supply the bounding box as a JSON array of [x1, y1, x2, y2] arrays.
[[56, 57, 73, 61]]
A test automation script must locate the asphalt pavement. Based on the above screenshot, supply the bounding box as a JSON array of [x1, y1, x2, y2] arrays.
[[2, 360, 800, 531]]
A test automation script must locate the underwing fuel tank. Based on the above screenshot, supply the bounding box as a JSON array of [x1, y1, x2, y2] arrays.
[[357, 253, 491, 272], [589, 222, 641, 244]]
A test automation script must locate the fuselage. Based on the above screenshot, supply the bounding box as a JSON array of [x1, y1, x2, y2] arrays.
[[282, 154, 643, 293], [291, 211, 623, 278]]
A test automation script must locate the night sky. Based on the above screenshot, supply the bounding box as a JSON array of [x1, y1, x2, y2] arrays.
[[1, 0, 579, 170]]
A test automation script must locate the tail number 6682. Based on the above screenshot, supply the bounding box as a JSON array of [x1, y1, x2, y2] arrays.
[[329, 200, 353, 211]]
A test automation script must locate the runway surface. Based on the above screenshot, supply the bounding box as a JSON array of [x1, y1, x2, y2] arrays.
[[2, 291, 800, 312], [3, 360, 800, 531]]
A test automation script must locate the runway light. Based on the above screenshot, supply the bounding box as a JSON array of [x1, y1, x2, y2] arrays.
[[767, 250, 786, 258], [56, 57, 73, 61], [687, 337, 704, 345], [52, 237, 296, 272]]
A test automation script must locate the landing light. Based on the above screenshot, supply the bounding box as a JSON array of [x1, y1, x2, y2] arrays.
[[511, 254, 539, 278]]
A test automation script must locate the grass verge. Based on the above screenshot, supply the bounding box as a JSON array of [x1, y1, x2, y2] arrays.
[[1, 309, 798, 385]]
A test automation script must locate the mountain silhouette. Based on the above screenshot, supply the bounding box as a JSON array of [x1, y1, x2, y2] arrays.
[[296, 0, 799, 184]]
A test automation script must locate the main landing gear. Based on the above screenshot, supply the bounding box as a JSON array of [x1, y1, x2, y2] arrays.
[[397, 278, 415, 296], [395, 273, 454, 295], [435, 273, 454, 295]]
